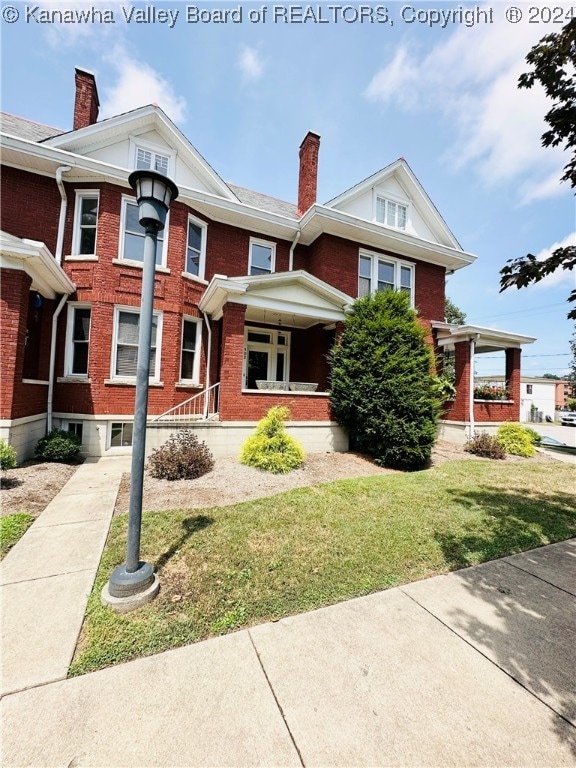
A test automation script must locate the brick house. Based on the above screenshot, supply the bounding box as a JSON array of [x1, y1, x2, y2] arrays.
[[0, 68, 535, 460]]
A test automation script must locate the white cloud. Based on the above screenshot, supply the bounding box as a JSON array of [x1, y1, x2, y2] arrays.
[[364, 5, 568, 201], [238, 46, 264, 82], [529, 233, 576, 290], [100, 49, 186, 123]]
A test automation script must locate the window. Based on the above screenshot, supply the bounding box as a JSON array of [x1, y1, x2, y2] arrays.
[[72, 192, 99, 255], [67, 422, 83, 443], [120, 198, 166, 266], [180, 318, 201, 382], [526, 384, 533, 394], [185, 216, 207, 278], [249, 238, 276, 276], [244, 328, 290, 389], [376, 197, 407, 230], [358, 251, 415, 305], [112, 308, 162, 381], [65, 304, 91, 376], [136, 146, 170, 175], [110, 422, 133, 447]]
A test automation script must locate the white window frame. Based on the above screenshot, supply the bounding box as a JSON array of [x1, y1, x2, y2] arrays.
[[242, 327, 291, 389], [111, 305, 163, 383], [129, 137, 175, 176], [71, 190, 99, 256], [374, 192, 409, 231], [179, 316, 203, 385], [64, 302, 91, 378], [108, 422, 134, 449], [118, 195, 169, 268], [184, 214, 207, 280], [249, 237, 276, 276], [358, 250, 415, 308]]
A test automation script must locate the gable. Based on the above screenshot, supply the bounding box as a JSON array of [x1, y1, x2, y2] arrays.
[[43, 107, 236, 201], [325, 160, 461, 250]]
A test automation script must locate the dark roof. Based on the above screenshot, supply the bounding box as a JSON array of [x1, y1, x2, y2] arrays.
[[228, 184, 298, 219], [1, 113, 63, 142]]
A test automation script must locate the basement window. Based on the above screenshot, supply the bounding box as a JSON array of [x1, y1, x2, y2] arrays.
[[110, 422, 133, 448]]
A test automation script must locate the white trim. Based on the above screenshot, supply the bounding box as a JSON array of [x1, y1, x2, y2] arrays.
[[64, 302, 91, 377], [184, 213, 208, 280], [110, 305, 163, 382], [71, 189, 99, 257], [358, 249, 415, 308], [118, 194, 169, 268], [249, 237, 276, 276], [0, 230, 76, 298], [243, 326, 291, 389], [179, 315, 203, 385], [129, 136, 175, 175], [22, 379, 49, 385]]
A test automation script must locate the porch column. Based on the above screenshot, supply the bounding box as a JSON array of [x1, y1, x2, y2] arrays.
[[218, 303, 247, 421], [0, 268, 32, 420], [505, 347, 521, 419], [447, 340, 471, 422]]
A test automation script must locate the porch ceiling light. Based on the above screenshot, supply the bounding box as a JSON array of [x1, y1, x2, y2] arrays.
[[128, 169, 179, 231]]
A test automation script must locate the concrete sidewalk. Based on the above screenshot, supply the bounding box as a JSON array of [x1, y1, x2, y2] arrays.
[[2, 534, 575, 766], [0, 456, 130, 696]]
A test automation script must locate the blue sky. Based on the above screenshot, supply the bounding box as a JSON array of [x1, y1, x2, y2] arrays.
[[2, 0, 574, 377]]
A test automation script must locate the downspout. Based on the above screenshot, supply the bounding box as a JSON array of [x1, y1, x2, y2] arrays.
[[469, 334, 480, 438], [55, 166, 72, 264], [288, 229, 301, 272], [202, 312, 212, 418], [47, 294, 69, 432]]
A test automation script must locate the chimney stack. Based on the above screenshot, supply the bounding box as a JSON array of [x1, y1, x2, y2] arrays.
[[73, 67, 100, 130], [297, 131, 320, 216]]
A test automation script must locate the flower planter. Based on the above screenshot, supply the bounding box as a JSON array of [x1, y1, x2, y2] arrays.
[[289, 382, 318, 392], [255, 381, 288, 391]]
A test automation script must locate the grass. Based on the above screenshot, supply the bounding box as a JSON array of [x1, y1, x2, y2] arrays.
[[69, 458, 576, 676], [0, 513, 34, 559]]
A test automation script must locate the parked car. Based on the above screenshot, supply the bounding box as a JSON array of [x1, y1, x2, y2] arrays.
[[560, 412, 576, 426]]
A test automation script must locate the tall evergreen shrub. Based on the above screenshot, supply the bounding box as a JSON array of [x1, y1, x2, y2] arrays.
[[329, 290, 440, 470]]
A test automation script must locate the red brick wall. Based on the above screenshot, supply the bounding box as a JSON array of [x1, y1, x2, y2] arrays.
[[1, 167, 61, 255], [443, 340, 471, 422], [473, 401, 518, 422], [222, 393, 332, 422]]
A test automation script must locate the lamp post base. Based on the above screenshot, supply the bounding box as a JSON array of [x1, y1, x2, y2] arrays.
[[102, 562, 160, 613]]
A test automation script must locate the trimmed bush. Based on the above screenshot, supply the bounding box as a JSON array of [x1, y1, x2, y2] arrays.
[[496, 424, 536, 457], [523, 426, 542, 446], [240, 406, 305, 474], [329, 290, 440, 471], [0, 439, 17, 471], [35, 429, 81, 462], [465, 432, 505, 460], [147, 430, 214, 481]]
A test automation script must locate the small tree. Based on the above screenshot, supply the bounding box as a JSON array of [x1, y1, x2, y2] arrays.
[[0, 439, 17, 472], [240, 406, 305, 473], [329, 290, 440, 470]]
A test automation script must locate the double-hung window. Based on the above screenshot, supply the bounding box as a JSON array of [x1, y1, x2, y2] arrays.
[[358, 251, 415, 306], [120, 197, 166, 266], [65, 304, 91, 377], [249, 238, 275, 276], [112, 307, 162, 381], [375, 196, 407, 230], [244, 328, 290, 389], [180, 317, 202, 383], [72, 192, 99, 255], [185, 217, 207, 278]]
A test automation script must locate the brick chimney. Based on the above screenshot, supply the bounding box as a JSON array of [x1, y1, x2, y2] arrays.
[[73, 67, 99, 130], [297, 131, 320, 216]]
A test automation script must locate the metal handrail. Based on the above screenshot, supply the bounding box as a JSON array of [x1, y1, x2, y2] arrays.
[[150, 382, 220, 423]]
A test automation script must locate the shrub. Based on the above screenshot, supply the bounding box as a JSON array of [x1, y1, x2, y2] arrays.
[[464, 432, 505, 460], [240, 406, 305, 474], [329, 290, 439, 471], [0, 439, 17, 471], [147, 430, 214, 481], [35, 429, 81, 462], [522, 426, 542, 446], [496, 424, 536, 457]]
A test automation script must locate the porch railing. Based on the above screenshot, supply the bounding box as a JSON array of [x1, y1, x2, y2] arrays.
[[150, 382, 220, 423]]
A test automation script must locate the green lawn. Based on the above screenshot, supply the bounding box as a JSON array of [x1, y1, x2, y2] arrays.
[[0, 513, 34, 559], [70, 458, 576, 676]]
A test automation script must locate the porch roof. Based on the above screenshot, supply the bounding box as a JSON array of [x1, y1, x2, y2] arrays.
[[199, 270, 354, 329], [0, 230, 76, 298], [432, 321, 536, 353]]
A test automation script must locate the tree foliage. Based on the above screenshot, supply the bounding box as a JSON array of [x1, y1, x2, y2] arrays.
[[329, 290, 439, 471], [569, 329, 576, 396], [445, 297, 467, 325], [500, 19, 576, 319]]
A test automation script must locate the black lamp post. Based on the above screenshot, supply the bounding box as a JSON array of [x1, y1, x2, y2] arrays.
[[104, 169, 178, 611]]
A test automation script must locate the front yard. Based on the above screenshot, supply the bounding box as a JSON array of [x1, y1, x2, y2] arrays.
[[70, 457, 576, 676]]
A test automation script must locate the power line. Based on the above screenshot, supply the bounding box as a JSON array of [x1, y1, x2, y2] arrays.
[[479, 353, 570, 358], [468, 301, 566, 322]]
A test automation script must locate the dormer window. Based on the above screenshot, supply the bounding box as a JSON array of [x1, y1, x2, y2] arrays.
[[376, 197, 407, 230], [136, 146, 169, 175]]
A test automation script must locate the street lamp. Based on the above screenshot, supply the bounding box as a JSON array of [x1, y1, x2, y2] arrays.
[[103, 169, 178, 612]]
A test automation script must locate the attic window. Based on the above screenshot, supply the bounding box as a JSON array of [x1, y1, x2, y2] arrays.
[[376, 197, 407, 230], [136, 146, 169, 175]]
